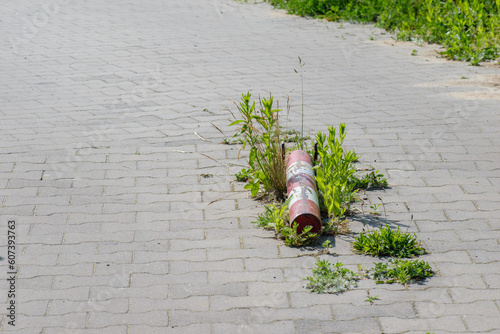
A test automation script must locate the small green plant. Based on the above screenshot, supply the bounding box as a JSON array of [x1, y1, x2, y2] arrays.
[[322, 240, 332, 249], [365, 295, 380, 303], [411, 49, 418, 56], [305, 260, 359, 294], [370, 203, 382, 216], [353, 224, 427, 258], [350, 171, 388, 190], [200, 173, 213, 178], [227, 128, 305, 145], [235, 168, 250, 182], [252, 200, 290, 230], [253, 199, 318, 246], [222, 137, 244, 145], [366, 259, 434, 284], [315, 124, 359, 233], [279, 128, 311, 143], [281, 222, 318, 247]]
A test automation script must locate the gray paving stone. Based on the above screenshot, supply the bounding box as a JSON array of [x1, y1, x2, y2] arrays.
[[170, 282, 247, 299], [95, 262, 169, 276], [57, 251, 133, 266], [16, 287, 90, 303], [133, 272, 206, 287], [436, 262, 500, 275], [86, 310, 169, 328], [16, 276, 54, 290], [415, 300, 500, 318], [463, 315, 500, 332], [52, 275, 130, 290], [44, 326, 128, 334], [20, 264, 94, 279], [210, 293, 289, 311], [379, 316, 467, 333], [483, 273, 500, 288], [48, 298, 130, 315], [89, 285, 169, 301], [128, 324, 211, 334], [11, 313, 88, 331], [170, 259, 244, 275], [331, 302, 416, 321], [170, 309, 251, 327], [129, 296, 209, 313], [133, 249, 205, 263], [295, 318, 382, 334], [449, 287, 500, 303], [215, 321, 295, 334]]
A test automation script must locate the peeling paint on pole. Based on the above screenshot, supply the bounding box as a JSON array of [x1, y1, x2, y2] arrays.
[[286, 150, 322, 234]]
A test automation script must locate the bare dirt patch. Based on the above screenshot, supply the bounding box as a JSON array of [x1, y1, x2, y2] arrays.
[[375, 40, 500, 100], [417, 74, 500, 100]]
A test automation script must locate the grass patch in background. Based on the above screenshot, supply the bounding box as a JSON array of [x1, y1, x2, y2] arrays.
[[267, 0, 500, 65]]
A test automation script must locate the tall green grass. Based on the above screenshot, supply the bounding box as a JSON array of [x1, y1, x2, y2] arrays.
[[268, 0, 500, 65]]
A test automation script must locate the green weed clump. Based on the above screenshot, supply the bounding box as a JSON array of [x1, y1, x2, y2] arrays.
[[305, 258, 433, 294], [366, 259, 434, 284], [305, 259, 359, 293], [315, 124, 359, 233], [253, 200, 318, 246], [350, 170, 388, 190], [352, 224, 427, 258], [268, 0, 500, 65], [230, 93, 288, 199]]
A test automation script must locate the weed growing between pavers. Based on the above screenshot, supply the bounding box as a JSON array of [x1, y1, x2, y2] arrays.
[[304, 259, 359, 293], [364, 259, 434, 284], [314, 124, 359, 234], [266, 0, 500, 65], [253, 198, 318, 246], [304, 223, 433, 294], [305, 222, 432, 294], [229, 92, 288, 200], [352, 224, 427, 258], [305, 258, 434, 294], [350, 171, 388, 190]]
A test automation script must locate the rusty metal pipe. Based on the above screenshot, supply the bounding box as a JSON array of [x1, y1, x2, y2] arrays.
[[286, 150, 322, 234]]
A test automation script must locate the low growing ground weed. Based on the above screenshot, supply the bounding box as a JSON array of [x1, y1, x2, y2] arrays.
[[366, 259, 434, 284], [353, 224, 427, 258], [349, 170, 388, 190], [305, 259, 359, 293], [252, 199, 318, 246]]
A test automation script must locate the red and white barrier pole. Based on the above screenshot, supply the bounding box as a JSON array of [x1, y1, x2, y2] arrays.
[[286, 150, 322, 234]]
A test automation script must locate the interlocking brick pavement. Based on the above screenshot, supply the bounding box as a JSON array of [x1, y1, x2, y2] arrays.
[[1, 0, 500, 333]]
